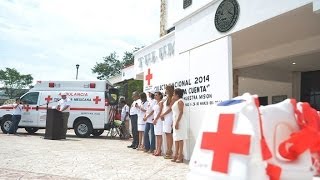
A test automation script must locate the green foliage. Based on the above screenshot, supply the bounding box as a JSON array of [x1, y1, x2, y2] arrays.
[[122, 47, 142, 68], [116, 79, 143, 105], [92, 47, 144, 104], [122, 51, 134, 67], [0, 68, 33, 98], [92, 52, 122, 80], [92, 47, 143, 80]]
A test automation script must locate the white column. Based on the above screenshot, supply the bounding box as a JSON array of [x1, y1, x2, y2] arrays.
[[314, 0, 320, 14]]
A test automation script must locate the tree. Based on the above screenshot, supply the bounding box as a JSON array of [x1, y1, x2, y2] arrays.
[[92, 52, 122, 80], [0, 68, 33, 98], [122, 47, 142, 67], [92, 47, 144, 80], [115, 79, 143, 104], [122, 51, 134, 67]]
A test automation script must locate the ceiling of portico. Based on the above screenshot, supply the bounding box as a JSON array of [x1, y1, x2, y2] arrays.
[[232, 3, 320, 72]]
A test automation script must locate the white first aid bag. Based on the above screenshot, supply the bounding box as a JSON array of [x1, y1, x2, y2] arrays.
[[188, 93, 314, 180]]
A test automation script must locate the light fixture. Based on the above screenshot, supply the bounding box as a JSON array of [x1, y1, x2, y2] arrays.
[[292, 62, 296, 65]]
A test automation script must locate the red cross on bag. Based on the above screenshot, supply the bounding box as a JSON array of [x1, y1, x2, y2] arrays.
[[200, 113, 251, 173]]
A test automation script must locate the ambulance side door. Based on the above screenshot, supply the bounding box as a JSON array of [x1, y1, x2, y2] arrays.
[[20, 92, 40, 127], [37, 92, 59, 127]]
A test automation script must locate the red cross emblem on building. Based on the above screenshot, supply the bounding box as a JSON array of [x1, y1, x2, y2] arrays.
[[45, 95, 52, 103], [200, 113, 251, 174], [145, 68, 153, 85], [93, 96, 101, 104], [25, 105, 31, 112]]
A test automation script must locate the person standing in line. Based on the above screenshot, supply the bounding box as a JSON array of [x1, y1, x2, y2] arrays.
[[143, 90, 156, 153], [153, 91, 164, 156], [56, 92, 71, 136], [171, 88, 188, 163], [120, 99, 130, 139], [136, 92, 148, 150], [160, 85, 174, 159], [8, 98, 25, 134], [127, 91, 140, 149]]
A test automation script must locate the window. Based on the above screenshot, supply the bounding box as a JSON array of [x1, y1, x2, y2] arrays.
[[167, 27, 175, 34], [21, 92, 39, 105], [258, 96, 268, 106], [301, 70, 320, 110], [183, 0, 192, 9]]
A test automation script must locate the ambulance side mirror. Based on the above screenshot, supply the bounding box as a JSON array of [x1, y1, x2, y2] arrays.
[[36, 106, 39, 111]]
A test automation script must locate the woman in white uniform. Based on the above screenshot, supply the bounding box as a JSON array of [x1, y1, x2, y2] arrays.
[[160, 85, 174, 159], [137, 92, 148, 150], [153, 91, 163, 156], [171, 88, 187, 163]]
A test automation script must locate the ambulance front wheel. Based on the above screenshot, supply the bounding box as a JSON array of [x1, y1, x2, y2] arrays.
[[1, 116, 12, 134], [74, 119, 93, 138], [92, 129, 104, 137], [25, 127, 39, 134]]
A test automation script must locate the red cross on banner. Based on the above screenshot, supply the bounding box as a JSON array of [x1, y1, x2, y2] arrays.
[[25, 105, 31, 112], [145, 68, 153, 85], [93, 96, 101, 104], [200, 114, 251, 174], [45, 95, 52, 103]]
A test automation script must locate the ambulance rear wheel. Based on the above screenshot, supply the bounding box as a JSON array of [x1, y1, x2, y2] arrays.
[[74, 119, 92, 138], [92, 129, 104, 137], [25, 127, 39, 134], [1, 116, 12, 134]]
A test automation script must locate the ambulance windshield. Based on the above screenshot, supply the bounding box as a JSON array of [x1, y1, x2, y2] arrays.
[[20, 92, 39, 105]]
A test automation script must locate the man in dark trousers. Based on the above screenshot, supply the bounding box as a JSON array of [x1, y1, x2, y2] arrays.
[[127, 91, 140, 149], [56, 92, 71, 136]]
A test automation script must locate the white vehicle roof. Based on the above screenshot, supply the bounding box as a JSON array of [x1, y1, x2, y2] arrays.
[[30, 80, 113, 92]]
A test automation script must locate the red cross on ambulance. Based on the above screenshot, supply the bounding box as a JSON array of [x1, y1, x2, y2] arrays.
[[25, 105, 31, 112], [45, 95, 52, 103], [93, 96, 101, 104]]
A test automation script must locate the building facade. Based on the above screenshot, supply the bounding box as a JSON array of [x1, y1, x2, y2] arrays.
[[134, 0, 320, 159]]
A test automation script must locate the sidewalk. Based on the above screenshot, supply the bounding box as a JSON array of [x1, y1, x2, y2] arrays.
[[0, 130, 188, 180], [1, 130, 320, 180]]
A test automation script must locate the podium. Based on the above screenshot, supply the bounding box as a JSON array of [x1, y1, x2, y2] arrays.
[[44, 109, 67, 140]]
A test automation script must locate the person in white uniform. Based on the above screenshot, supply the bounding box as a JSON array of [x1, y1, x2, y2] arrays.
[[56, 92, 71, 137], [8, 98, 25, 134], [137, 92, 148, 151], [128, 91, 141, 149], [171, 88, 187, 163], [160, 85, 174, 159], [120, 99, 130, 139], [143, 90, 157, 153], [153, 91, 164, 156]]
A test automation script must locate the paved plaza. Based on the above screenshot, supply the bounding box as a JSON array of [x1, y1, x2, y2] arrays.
[[0, 130, 188, 180], [1, 129, 320, 180]]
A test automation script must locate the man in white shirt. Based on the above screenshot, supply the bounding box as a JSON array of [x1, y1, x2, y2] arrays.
[[56, 92, 71, 136], [127, 91, 141, 149], [8, 98, 25, 134]]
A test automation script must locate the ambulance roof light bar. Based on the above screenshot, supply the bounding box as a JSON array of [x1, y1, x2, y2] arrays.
[[49, 82, 54, 88], [90, 83, 96, 88]]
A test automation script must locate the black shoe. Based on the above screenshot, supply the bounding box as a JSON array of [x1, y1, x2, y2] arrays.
[[132, 145, 138, 149], [127, 145, 134, 148]]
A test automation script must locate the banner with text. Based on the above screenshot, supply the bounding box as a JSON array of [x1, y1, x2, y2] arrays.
[[143, 36, 232, 159]]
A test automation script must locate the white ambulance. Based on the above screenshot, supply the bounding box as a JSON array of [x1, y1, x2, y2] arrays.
[[0, 80, 119, 137]]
